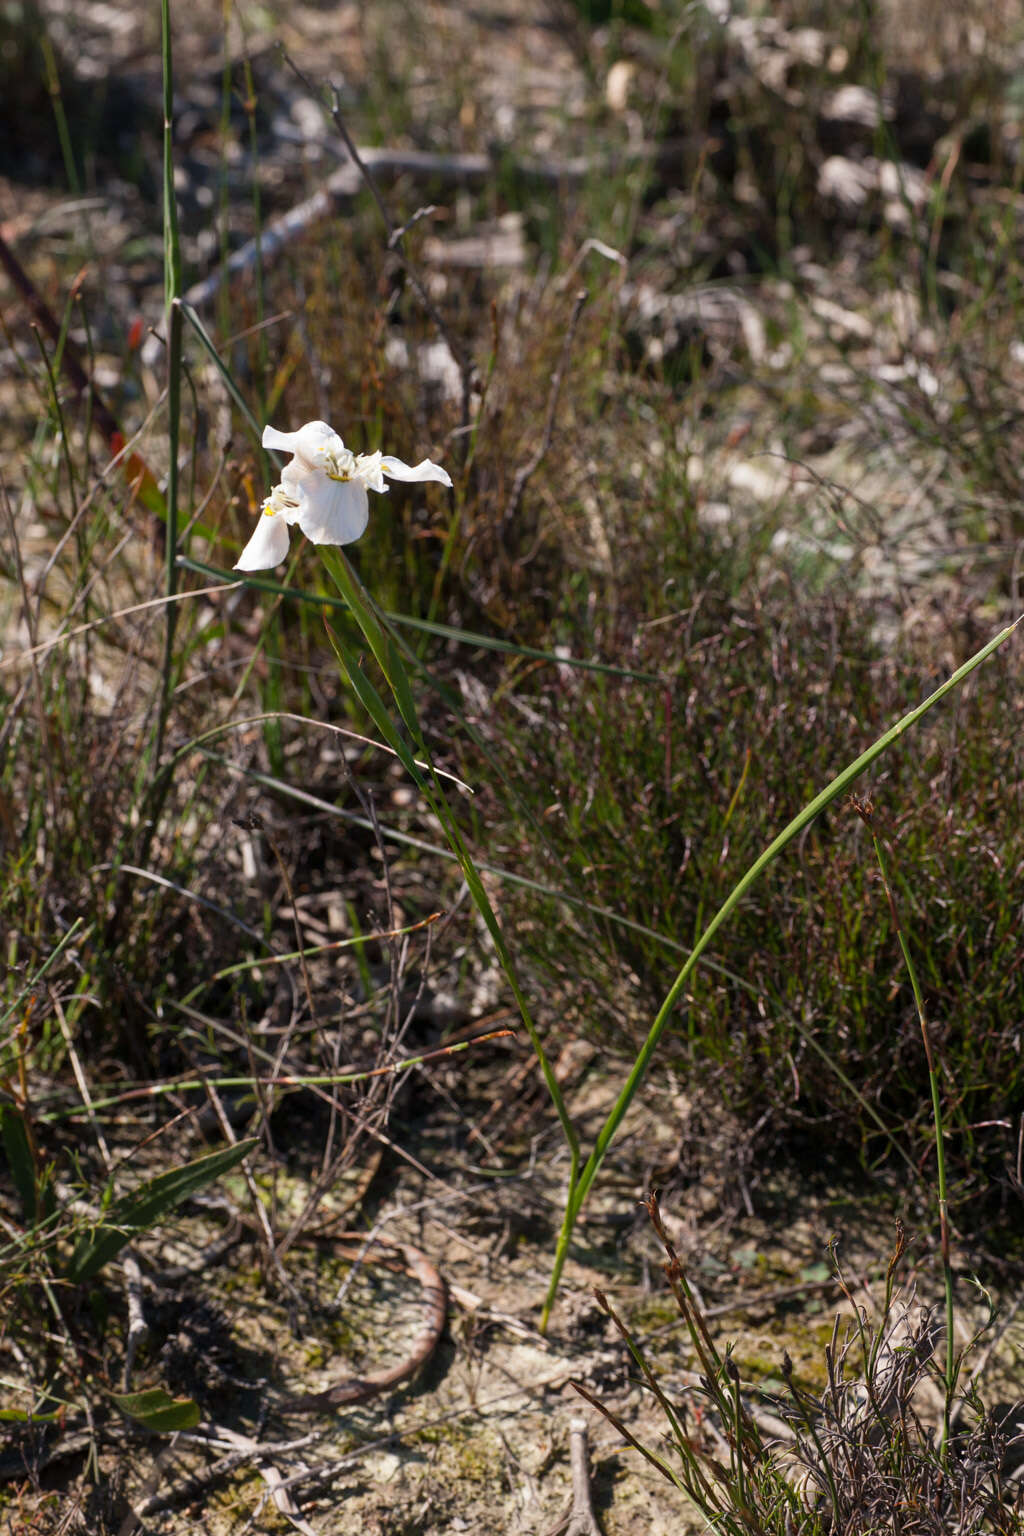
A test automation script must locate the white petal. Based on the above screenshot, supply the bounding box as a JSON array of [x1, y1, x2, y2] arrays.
[[278, 496, 305, 526], [380, 455, 452, 488], [280, 456, 321, 503], [263, 420, 342, 466], [235, 510, 291, 570], [354, 451, 386, 493], [263, 482, 305, 525], [297, 477, 369, 546]]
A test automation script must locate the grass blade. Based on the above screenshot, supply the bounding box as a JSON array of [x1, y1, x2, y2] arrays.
[[66, 1138, 257, 1283]]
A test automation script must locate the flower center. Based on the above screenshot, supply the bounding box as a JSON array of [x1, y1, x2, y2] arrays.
[[263, 484, 300, 517], [319, 445, 357, 483]]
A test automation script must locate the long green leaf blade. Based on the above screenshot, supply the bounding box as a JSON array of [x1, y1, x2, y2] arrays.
[[0, 1106, 38, 1225], [323, 621, 427, 790], [111, 1387, 200, 1432], [66, 1138, 256, 1283]]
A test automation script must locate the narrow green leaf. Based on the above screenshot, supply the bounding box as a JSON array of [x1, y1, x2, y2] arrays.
[[179, 554, 666, 683], [176, 556, 666, 681], [541, 612, 1022, 1324], [323, 621, 427, 791], [0, 918, 85, 1034], [320, 548, 391, 673], [0, 1105, 38, 1225], [384, 631, 422, 738], [323, 552, 422, 736], [66, 1139, 256, 1283], [110, 1387, 200, 1432], [179, 302, 263, 444]]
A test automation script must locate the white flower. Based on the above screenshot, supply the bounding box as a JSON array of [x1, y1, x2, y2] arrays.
[[235, 420, 452, 572]]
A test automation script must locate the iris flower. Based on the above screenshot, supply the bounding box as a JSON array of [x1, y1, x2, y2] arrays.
[[235, 420, 452, 571]]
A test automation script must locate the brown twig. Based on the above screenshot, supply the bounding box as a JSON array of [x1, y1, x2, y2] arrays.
[[130, 1430, 322, 1523], [282, 1236, 447, 1413], [200, 1073, 295, 1303], [245, 808, 322, 1049], [0, 232, 106, 425], [0, 474, 58, 827], [0, 230, 156, 488], [180, 144, 644, 314], [570, 1378, 691, 1491]]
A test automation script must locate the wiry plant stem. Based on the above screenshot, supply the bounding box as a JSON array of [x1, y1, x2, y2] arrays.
[[157, 0, 183, 767], [317, 545, 580, 1266], [859, 809, 956, 1456]]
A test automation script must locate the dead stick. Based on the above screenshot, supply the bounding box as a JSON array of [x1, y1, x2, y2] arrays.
[[282, 1236, 447, 1413], [283, 54, 474, 435], [566, 1417, 602, 1536], [0, 229, 129, 456]]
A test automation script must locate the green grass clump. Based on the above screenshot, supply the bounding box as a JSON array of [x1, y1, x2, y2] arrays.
[[581, 1198, 1024, 1536], [473, 533, 1023, 1202]]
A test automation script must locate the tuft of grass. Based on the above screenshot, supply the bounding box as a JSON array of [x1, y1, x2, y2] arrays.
[[479, 552, 1023, 1205], [576, 1196, 1024, 1536]]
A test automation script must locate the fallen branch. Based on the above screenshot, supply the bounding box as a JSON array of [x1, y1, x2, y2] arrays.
[[182, 140, 677, 314], [282, 1235, 447, 1413], [0, 228, 163, 512]]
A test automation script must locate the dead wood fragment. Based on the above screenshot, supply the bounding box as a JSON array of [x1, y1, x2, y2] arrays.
[[180, 141, 670, 313], [121, 1251, 148, 1391], [565, 1416, 603, 1536], [282, 55, 475, 437]]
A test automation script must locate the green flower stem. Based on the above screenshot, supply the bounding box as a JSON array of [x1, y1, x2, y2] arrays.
[[318, 546, 580, 1192], [177, 553, 665, 685], [728, 1359, 746, 1511], [540, 615, 1020, 1325], [1, 919, 86, 1035]]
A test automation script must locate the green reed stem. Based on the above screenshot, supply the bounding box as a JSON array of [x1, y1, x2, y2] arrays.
[[865, 820, 956, 1455], [240, 51, 268, 411], [30, 327, 78, 523], [38, 1029, 512, 1123], [728, 1358, 746, 1512], [157, 0, 183, 767], [39, 31, 80, 198], [1, 920, 86, 1035], [178, 554, 665, 683], [540, 615, 1020, 1326]]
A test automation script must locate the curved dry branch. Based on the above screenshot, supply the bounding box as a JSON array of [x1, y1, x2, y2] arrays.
[[282, 1235, 447, 1414]]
